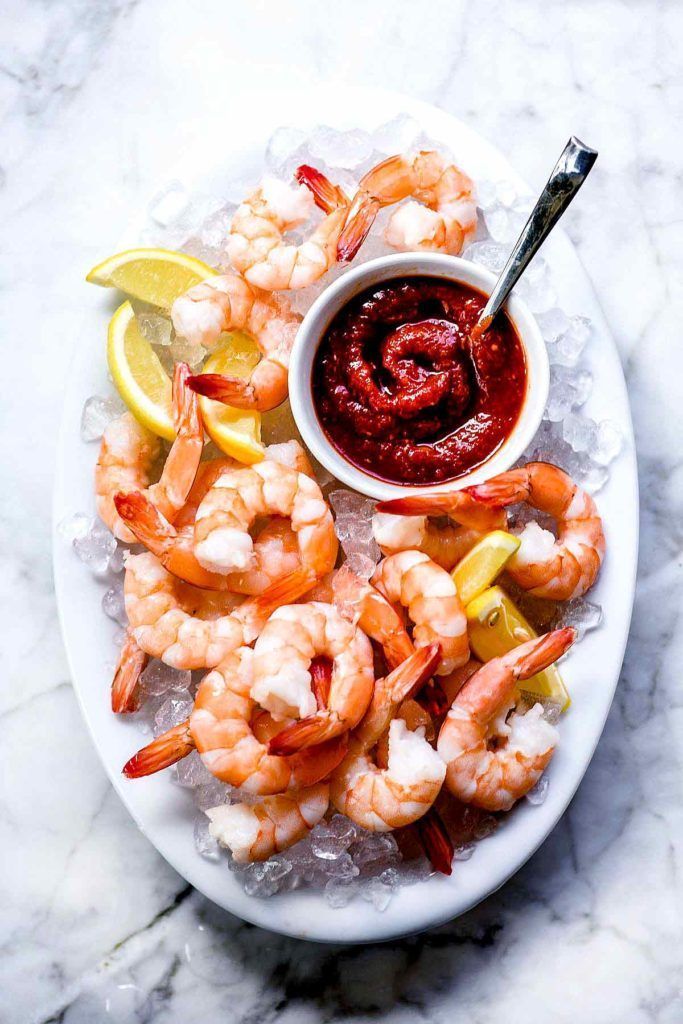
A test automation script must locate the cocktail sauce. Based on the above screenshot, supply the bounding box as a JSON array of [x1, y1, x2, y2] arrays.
[[311, 276, 527, 486]]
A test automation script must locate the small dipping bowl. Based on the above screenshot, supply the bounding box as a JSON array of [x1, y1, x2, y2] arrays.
[[289, 252, 549, 500]]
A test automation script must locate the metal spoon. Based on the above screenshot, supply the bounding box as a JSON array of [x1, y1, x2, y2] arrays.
[[473, 136, 598, 336]]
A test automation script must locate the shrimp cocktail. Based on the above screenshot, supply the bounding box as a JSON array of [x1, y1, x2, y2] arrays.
[[69, 116, 612, 911]]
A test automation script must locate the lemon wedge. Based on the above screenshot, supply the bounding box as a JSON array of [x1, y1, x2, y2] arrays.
[[196, 332, 264, 464], [107, 301, 174, 439], [466, 585, 570, 710], [87, 248, 216, 308], [452, 530, 521, 606]]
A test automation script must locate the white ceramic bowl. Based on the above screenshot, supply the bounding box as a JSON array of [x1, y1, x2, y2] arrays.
[[289, 252, 549, 500]]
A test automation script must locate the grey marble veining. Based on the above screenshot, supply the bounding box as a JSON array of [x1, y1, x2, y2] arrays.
[[1, 1, 682, 1021]]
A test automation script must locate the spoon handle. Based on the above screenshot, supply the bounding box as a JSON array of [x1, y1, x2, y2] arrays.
[[477, 136, 598, 331]]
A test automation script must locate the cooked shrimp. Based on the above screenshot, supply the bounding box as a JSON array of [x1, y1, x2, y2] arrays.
[[252, 602, 374, 751], [192, 460, 337, 580], [336, 151, 477, 261], [95, 363, 202, 543], [438, 629, 576, 811], [308, 566, 414, 669], [376, 487, 507, 533], [206, 783, 330, 862], [225, 173, 348, 291], [124, 552, 314, 669], [467, 462, 606, 600], [115, 441, 322, 594], [122, 647, 347, 793], [330, 644, 446, 831], [372, 551, 468, 675], [373, 512, 483, 570]]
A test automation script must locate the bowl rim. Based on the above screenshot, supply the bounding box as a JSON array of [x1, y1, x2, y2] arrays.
[[288, 251, 550, 500]]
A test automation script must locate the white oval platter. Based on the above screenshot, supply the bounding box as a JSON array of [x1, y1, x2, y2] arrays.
[[53, 85, 638, 944]]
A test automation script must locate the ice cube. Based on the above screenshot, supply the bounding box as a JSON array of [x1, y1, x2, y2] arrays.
[[58, 513, 92, 543], [526, 775, 550, 806], [324, 876, 360, 908], [351, 831, 399, 870], [484, 203, 526, 245], [545, 380, 578, 422], [148, 181, 190, 227], [577, 458, 608, 494], [399, 857, 432, 885], [153, 695, 194, 736], [322, 852, 359, 880], [379, 867, 400, 888], [556, 315, 591, 365], [562, 414, 598, 453], [474, 179, 497, 210], [265, 126, 308, 176], [102, 583, 127, 626], [73, 520, 117, 575], [344, 552, 378, 581], [241, 857, 292, 897], [556, 597, 603, 639], [194, 815, 221, 861], [495, 180, 518, 207], [371, 114, 421, 154], [141, 660, 192, 697], [194, 778, 234, 810], [537, 307, 571, 344], [131, 300, 173, 347], [199, 205, 236, 249], [80, 395, 124, 441], [452, 843, 476, 861], [592, 420, 623, 466], [172, 751, 213, 789], [108, 544, 127, 575], [463, 240, 508, 274], [361, 876, 394, 912], [541, 701, 563, 725], [169, 335, 206, 369], [311, 816, 357, 859], [330, 490, 381, 565], [309, 125, 373, 169]]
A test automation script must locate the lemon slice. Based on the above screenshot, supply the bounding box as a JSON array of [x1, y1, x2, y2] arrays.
[[197, 332, 264, 464], [452, 530, 521, 606], [87, 248, 216, 309], [466, 585, 570, 710], [107, 301, 174, 439]]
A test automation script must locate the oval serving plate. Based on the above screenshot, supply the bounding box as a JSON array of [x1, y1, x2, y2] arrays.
[[53, 85, 638, 944]]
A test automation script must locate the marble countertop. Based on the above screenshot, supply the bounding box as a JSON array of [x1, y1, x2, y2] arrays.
[[1, 1, 681, 1021]]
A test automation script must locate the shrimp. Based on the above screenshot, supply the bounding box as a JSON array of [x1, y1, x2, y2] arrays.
[[225, 172, 348, 291], [122, 647, 347, 793], [205, 783, 330, 863], [95, 363, 203, 543], [373, 512, 483, 570], [330, 645, 446, 831], [335, 151, 477, 261], [251, 602, 374, 751], [192, 460, 337, 580], [466, 462, 606, 600], [376, 487, 507, 534], [123, 551, 314, 669], [438, 628, 576, 811], [114, 442, 324, 594], [372, 551, 469, 675], [307, 566, 414, 669]]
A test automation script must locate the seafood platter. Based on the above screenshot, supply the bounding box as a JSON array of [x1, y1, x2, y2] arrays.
[[53, 89, 637, 942]]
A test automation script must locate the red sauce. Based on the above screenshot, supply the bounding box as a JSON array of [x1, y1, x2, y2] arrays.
[[311, 276, 527, 485]]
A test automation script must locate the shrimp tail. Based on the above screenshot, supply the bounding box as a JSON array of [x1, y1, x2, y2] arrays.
[[310, 656, 333, 710], [415, 808, 454, 875], [111, 633, 149, 714], [248, 567, 316, 618], [384, 642, 442, 704], [337, 193, 381, 261], [376, 493, 506, 531], [187, 373, 256, 409], [267, 712, 342, 755], [290, 732, 349, 785], [173, 361, 202, 436], [295, 165, 347, 214], [114, 491, 176, 556], [123, 721, 195, 778], [512, 627, 577, 681], [465, 468, 532, 507]]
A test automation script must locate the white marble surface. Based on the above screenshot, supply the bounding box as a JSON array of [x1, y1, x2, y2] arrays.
[[1, 1, 682, 1021]]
